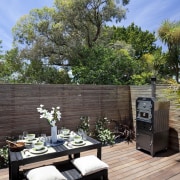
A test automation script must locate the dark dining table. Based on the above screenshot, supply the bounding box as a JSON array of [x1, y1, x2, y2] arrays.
[[8, 136, 102, 180]]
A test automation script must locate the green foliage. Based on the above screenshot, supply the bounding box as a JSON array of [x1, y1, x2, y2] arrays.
[[98, 24, 165, 85], [0, 146, 8, 169], [0, 50, 71, 84], [19, 62, 71, 84], [111, 119, 135, 143], [0, 136, 18, 169], [4, 1, 175, 85], [97, 129, 115, 145], [9, 1, 133, 85], [95, 116, 115, 145], [140, 50, 166, 76], [109, 23, 157, 59], [0, 48, 23, 83], [163, 83, 180, 108], [158, 20, 180, 83], [72, 45, 138, 85], [12, 0, 129, 67], [130, 72, 153, 85]]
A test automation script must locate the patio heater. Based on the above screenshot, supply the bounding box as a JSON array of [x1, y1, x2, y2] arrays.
[[136, 77, 170, 156]]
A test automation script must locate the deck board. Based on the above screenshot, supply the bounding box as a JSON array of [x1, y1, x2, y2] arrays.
[[0, 141, 179, 180]]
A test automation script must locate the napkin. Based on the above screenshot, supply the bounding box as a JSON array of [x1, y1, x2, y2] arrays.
[[50, 139, 65, 147]]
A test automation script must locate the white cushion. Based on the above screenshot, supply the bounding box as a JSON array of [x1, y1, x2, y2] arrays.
[[71, 155, 108, 176], [26, 165, 67, 180]]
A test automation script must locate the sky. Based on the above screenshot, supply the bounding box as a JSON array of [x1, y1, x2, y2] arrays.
[[0, 0, 180, 53]]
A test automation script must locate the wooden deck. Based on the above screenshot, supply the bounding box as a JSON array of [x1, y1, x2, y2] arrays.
[[0, 141, 180, 180]]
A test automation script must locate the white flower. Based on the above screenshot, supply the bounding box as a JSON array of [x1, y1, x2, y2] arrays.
[[37, 104, 61, 127]]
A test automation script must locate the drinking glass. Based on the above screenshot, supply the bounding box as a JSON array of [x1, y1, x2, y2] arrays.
[[19, 135, 23, 140], [45, 136, 51, 147], [58, 129, 62, 135], [82, 131, 87, 140], [23, 131, 28, 139], [78, 128, 84, 137], [69, 131, 75, 141], [40, 134, 46, 145]]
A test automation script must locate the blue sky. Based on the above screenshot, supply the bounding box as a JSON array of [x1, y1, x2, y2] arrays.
[[0, 0, 180, 52]]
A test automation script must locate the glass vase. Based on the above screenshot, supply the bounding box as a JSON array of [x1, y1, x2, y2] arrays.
[[51, 125, 57, 143]]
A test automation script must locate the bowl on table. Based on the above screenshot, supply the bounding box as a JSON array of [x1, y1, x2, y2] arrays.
[[74, 135, 83, 143], [26, 134, 36, 141], [62, 129, 70, 136], [8, 142, 25, 152], [34, 141, 44, 150]]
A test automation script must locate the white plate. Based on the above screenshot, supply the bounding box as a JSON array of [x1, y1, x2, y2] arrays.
[[71, 141, 86, 146], [24, 138, 38, 144], [59, 134, 70, 139], [30, 146, 48, 154], [17, 139, 36, 144]]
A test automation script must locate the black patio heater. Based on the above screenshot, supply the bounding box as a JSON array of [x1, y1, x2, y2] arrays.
[[136, 77, 170, 156]]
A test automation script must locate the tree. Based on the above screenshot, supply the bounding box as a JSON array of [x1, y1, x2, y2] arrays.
[[0, 47, 71, 84], [12, 0, 130, 66], [0, 48, 23, 83], [130, 49, 167, 85], [71, 23, 166, 85], [98, 24, 165, 85], [141, 50, 166, 76], [158, 20, 180, 83], [72, 45, 138, 85], [108, 23, 157, 59], [18, 60, 71, 84]]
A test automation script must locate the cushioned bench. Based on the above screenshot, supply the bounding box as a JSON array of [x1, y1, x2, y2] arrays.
[[25, 155, 108, 180]]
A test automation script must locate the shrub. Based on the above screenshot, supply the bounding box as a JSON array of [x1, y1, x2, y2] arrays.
[[95, 116, 115, 145], [0, 145, 8, 169], [111, 119, 135, 143]]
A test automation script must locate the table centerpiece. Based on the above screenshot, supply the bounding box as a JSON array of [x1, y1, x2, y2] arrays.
[[37, 104, 61, 143]]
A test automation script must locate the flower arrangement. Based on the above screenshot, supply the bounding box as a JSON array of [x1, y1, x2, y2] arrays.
[[37, 104, 61, 127]]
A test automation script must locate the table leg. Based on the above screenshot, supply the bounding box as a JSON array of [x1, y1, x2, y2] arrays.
[[68, 155, 73, 160], [97, 147, 102, 159], [9, 162, 19, 180], [74, 153, 80, 159], [8, 154, 11, 180]]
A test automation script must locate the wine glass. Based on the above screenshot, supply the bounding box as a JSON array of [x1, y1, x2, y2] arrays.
[[78, 128, 84, 138]]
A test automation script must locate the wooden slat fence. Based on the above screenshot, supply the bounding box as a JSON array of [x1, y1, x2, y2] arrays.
[[0, 84, 131, 147], [0, 84, 179, 151]]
